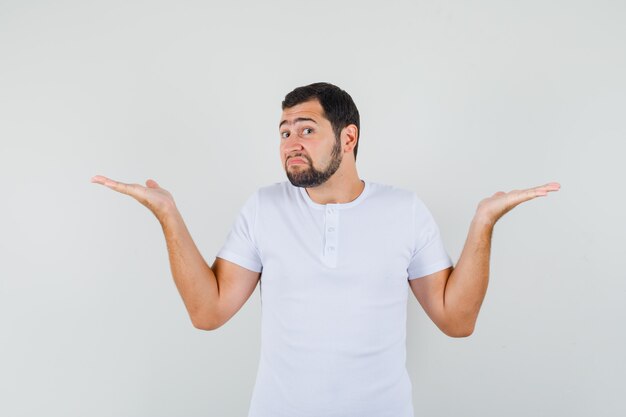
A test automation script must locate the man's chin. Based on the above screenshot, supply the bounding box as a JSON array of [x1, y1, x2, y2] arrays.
[[287, 174, 321, 188], [287, 178, 308, 188]]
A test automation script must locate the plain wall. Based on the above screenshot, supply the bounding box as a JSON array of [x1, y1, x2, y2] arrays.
[[1, 0, 624, 416]]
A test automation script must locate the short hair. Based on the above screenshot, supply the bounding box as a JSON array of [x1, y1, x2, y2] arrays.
[[282, 82, 361, 161]]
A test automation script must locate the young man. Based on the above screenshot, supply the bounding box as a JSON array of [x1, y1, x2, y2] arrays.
[[92, 82, 560, 417]]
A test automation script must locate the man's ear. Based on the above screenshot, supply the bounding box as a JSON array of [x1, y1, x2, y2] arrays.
[[342, 124, 358, 153]]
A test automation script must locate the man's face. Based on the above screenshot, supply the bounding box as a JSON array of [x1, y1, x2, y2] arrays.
[[279, 99, 343, 188]]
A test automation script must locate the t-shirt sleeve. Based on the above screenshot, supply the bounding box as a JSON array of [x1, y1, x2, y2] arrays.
[[407, 194, 453, 280], [215, 191, 263, 273]]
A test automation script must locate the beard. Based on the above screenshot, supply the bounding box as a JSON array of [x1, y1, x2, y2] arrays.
[[286, 137, 343, 188]]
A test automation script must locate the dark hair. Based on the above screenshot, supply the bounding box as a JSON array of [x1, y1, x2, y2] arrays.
[[282, 82, 360, 161]]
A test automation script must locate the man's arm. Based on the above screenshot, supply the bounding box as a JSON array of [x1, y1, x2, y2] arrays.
[[91, 175, 259, 331], [159, 207, 223, 329], [153, 210, 260, 329], [410, 182, 560, 337]]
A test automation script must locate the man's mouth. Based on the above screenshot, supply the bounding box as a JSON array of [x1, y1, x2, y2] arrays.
[[288, 158, 307, 165]]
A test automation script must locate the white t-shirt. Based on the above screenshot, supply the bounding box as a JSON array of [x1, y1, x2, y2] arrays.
[[216, 179, 453, 417]]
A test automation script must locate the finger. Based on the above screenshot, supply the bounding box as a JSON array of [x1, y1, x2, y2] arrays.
[[533, 182, 561, 197], [146, 179, 160, 189], [91, 174, 122, 189], [506, 187, 542, 207], [545, 182, 561, 191], [513, 182, 560, 203], [114, 182, 145, 198], [93, 176, 143, 197], [91, 175, 113, 185], [535, 182, 560, 190]]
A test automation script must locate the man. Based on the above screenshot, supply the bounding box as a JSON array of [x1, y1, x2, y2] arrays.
[[91, 82, 560, 417]]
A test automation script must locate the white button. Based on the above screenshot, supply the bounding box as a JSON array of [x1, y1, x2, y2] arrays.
[[327, 227, 335, 232], [328, 246, 335, 251]]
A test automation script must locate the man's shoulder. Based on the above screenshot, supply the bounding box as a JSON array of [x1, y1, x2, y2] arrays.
[[367, 180, 417, 204], [253, 181, 297, 203], [256, 180, 292, 194]]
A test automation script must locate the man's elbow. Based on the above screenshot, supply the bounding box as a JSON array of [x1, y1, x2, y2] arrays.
[[191, 314, 222, 331], [446, 328, 474, 338], [443, 322, 475, 338], [193, 321, 219, 331]]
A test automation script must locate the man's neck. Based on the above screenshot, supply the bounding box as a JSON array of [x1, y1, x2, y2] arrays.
[[304, 173, 365, 205]]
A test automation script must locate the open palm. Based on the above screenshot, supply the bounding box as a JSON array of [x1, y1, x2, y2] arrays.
[[477, 182, 561, 226], [91, 175, 176, 219]]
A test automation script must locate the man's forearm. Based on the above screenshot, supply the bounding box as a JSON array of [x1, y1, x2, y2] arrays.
[[159, 207, 220, 329], [441, 182, 560, 336], [443, 215, 494, 335]]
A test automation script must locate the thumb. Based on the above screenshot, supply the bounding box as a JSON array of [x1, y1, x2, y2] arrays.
[[146, 179, 160, 189]]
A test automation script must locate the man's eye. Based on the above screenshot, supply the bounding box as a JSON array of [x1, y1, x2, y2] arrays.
[[281, 131, 289, 138], [303, 128, 313, 134]]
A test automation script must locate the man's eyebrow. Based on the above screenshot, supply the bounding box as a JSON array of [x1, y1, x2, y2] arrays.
[[279, 117, 318, 128]]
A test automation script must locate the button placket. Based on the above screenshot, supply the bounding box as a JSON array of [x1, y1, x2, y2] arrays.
[[322, 206, 339, 267]]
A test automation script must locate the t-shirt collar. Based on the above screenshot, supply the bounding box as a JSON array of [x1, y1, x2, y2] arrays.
[[297, 179, 370, 210]]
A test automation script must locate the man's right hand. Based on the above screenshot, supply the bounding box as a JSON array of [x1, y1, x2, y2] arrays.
[[91, 175, 176, 220], [91, 174, 261, 330]]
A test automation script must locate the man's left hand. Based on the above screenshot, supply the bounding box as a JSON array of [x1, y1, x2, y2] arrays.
[[475, 182, 561, 227]]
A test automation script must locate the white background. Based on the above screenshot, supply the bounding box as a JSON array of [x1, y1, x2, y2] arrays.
[[1, 0, 624, 416]]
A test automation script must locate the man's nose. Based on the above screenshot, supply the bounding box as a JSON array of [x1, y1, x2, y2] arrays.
[[282, 134, 304, 152]]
